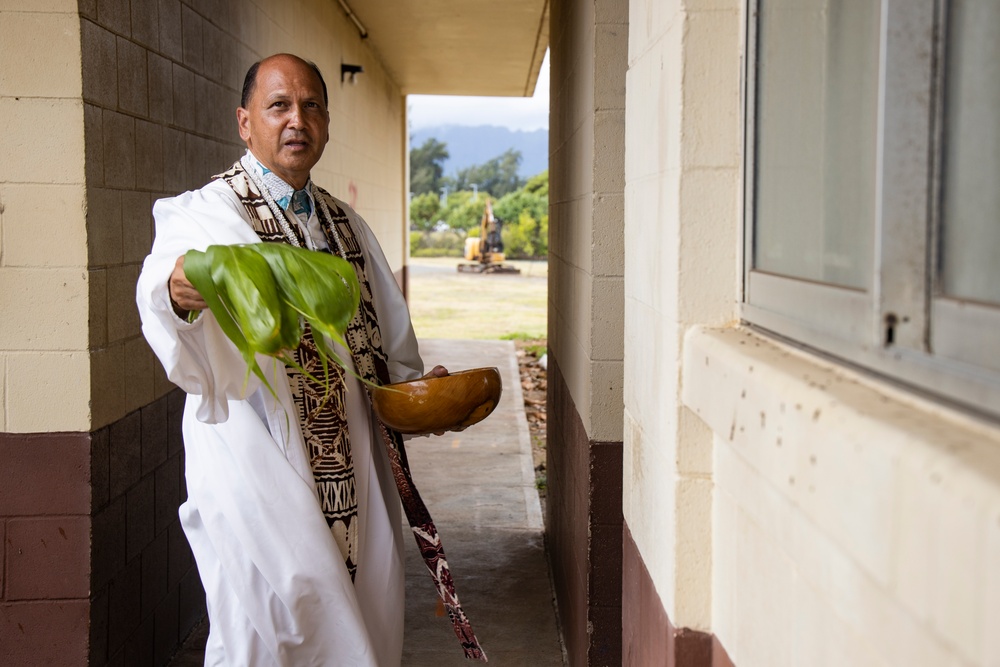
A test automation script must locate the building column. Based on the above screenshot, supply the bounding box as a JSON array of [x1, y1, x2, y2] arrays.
[[547, 0, 628, 663]]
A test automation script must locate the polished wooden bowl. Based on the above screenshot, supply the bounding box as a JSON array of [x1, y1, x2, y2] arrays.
[[370, 367, 503, 434]]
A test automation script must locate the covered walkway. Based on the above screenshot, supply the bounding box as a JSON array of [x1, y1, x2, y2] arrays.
[[405, 339, 562, 665], [169, 339, 564, 665]]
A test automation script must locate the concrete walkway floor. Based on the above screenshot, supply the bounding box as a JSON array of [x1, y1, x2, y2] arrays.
[[168, 338, 565, 666], [403, 339, 564, 665]]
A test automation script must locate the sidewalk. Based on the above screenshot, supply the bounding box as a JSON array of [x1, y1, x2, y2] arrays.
[[403, 339, 564, 665], [168, 339, 564, 666]]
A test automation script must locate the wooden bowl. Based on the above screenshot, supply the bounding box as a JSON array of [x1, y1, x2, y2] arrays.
[[370, 367, 503, 434]]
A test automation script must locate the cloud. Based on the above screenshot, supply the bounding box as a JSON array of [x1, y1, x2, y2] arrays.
[[408, 50, 550, 133]]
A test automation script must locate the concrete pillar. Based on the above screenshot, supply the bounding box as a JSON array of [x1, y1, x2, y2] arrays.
[[547, 0, 628, 663]]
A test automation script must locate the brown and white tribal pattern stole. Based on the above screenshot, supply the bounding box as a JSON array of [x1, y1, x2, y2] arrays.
[[214, 159, 487, 661], [214, 162, 360, 579]]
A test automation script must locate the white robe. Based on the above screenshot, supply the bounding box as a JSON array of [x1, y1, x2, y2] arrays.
[[136, 179, 422, 667]]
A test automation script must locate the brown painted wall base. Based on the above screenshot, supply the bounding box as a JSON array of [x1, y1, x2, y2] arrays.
[[547, 354, 623, 666], [622, 522, 734, 667], [0, 432, 92, 666], [0, 388, 204, 666]]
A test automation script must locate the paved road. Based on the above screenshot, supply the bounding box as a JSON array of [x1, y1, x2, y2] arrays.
[[408, 257, 549, 279]]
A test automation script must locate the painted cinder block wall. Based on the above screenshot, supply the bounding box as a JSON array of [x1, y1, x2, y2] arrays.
[[0, 0, 405, 664], [620, 0, 1000, 665], [547, 0, 628, 664], [1, 1, 96, 662], [620, 0, 740, 662]]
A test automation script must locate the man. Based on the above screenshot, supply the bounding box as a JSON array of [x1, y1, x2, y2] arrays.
[[137, 54, 483, 666]]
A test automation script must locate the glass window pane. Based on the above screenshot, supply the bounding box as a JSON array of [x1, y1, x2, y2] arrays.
[[753, 0, 880, 289], [940, 0, 1000, 305]]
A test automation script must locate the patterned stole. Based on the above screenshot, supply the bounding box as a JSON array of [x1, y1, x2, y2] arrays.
[[214, 161, 487, 661]]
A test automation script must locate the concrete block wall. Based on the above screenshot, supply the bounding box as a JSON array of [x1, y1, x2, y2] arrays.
[[0, 433, 92, 666], [0, 0, 407, 663], [621, 0, 741, 662], [80, 0, 239, 431], [0, 2, 94, 662], [81, 0, 406, 429], [547, 0, 628, 663], [0, 0, 90, 433], [620, 1, 1000, 666], [86, 390, 200, 665], [683, 327, 1000, 666], [549, 0, 626, 443]]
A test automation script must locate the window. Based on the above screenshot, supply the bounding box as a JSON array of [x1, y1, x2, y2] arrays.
[[743, 0, 1000, 419]]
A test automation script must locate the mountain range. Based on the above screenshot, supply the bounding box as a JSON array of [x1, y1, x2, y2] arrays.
[[410, 125, 549, 180]]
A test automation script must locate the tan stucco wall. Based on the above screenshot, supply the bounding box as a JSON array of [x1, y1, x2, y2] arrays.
[[0, 0, 90, 432], [549, 0, 627, 442], [624, 1, 1000, 665], [0, 0, 406, 433]]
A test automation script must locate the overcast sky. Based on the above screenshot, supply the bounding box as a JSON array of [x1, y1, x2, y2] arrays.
[[407, 50, 550, 132]]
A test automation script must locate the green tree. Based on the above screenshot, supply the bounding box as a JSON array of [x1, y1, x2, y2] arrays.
[[524, 169, 548, 197], [410, 138, 449, 195], [494, 189, 547, 226], [448, 149, 525, 198], [408, 192, 441, 231], [441, 191, 490, 232], [493, 170, 548, 258], [501, 211, 549, 258]]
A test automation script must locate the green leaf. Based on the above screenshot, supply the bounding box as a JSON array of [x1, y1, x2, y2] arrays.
[[250, 244, 360, 342], [213, 246, 287, 355], [184, 247, 248, 354], [183, 243, 364, 400], [184, 245, 277, 397]]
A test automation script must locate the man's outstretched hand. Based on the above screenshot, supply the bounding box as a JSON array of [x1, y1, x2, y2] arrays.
[[168, 255, 208, 317], [423, 365, 449, 380]]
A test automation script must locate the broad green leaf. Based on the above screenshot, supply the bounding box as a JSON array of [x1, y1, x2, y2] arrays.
[[185, 246, 280, 397], [183, 242, 363, 400], [184, 247, 249, 355], [250, 244, 360, 344], [250, 243, 363, 383], [212, 246, 286, 356]]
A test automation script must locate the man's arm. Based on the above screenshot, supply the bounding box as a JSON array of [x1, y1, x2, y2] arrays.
[[136, 182, 268, 423]]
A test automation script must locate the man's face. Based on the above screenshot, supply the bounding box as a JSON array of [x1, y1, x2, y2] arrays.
[[237, 57, 330, 189]]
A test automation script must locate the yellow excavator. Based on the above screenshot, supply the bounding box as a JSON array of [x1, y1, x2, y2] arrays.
[[457, 199, 521, 274]]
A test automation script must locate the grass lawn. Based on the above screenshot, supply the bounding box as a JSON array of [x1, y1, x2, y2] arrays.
[[407, 257, 548, 340]]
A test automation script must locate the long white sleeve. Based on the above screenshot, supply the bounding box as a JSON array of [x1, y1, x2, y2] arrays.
[[136, 180, 269, 423]]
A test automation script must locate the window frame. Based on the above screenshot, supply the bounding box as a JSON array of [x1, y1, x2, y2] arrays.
[[742, 0, 1000, 420]]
